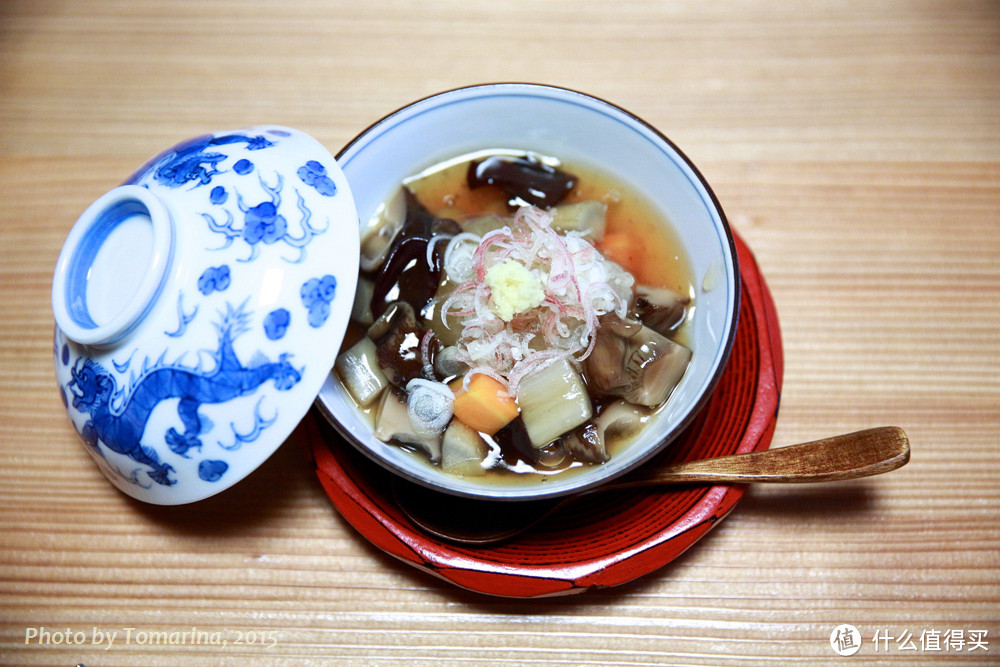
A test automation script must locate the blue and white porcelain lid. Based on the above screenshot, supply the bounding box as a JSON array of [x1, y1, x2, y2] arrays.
[[52, 126, 360, 505]]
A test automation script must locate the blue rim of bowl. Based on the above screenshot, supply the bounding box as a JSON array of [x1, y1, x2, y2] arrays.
[[321, 82, 741, 500]]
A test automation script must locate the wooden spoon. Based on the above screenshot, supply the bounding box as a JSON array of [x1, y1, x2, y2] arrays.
[[392, 426, 910, 545]]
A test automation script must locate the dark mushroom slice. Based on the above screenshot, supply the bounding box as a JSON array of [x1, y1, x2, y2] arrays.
[[621, 327, 691, 406], [633, 284, 691, 336], [494, 418, 537, 466], [467, 155, 577, 209], [369, 189, 461, 319], [584, 314, 692, 407], [368, 235, 437, 320], [583, 313, 644, 395], [490, 417, 568, 470], [367, 301, 437, 388], [564, 400, 651, 463], [563, 422, 607, 463]]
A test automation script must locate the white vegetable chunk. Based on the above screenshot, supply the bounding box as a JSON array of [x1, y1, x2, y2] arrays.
[[516, 358, 593, 449], [441, 420, 489, 476], [551, 200, 607, 241], [359, 187, 406, 272], [350, 276, 376, 326], [334, 337, 388, 407], [462, 214, 507, 237]]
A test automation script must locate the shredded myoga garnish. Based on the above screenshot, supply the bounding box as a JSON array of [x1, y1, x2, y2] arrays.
[[439, 206, 633, 396]]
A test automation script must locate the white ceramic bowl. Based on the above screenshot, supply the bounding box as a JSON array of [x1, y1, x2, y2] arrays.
[[316, 83, 740, 501]]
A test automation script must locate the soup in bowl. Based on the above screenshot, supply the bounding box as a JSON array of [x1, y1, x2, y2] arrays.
[[315, 83, 739, 501]]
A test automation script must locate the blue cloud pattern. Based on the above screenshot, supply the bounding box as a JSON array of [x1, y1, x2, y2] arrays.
[[233, 159, 254, 175], [297, 161, 337, 197], [301, 275, 337, 327], [198, 459, 228, 482], [263, 308, 291, 340], [210, 186, 228, 205], [197, 265, 231, 295]]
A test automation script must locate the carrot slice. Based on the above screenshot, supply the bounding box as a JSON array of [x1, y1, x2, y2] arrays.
[[598, 232, 645, 276], [450, 374, 520, 435]]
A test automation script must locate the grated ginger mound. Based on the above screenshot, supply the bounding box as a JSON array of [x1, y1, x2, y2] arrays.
[[441, 206, 634, 397], [484, 259, 546, 321]]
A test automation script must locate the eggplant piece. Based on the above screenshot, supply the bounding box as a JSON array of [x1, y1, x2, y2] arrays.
[[633, 284, 690, 336], [584, 315, 692, 407], [467, 155, 577, 209]]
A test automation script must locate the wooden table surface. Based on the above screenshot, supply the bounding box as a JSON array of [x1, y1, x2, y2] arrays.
[[2, 1, 998, 664]]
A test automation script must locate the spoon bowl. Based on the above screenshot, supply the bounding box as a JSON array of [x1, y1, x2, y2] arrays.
[[392, 426, 909, 545]]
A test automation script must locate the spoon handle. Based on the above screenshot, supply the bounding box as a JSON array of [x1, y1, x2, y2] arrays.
[[617, 426, 910, 487]]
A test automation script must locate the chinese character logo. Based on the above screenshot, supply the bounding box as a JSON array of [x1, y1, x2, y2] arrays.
[[831, 624, 862, 657]]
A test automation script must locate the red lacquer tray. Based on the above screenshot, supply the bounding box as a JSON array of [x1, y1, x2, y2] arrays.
[[309, 233, 782, 597]]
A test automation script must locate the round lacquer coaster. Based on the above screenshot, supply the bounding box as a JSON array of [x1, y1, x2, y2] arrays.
[[310, 232, 782, 597]]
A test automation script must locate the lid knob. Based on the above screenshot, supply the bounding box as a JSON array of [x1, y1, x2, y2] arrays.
[[52, 185, 174, 346]]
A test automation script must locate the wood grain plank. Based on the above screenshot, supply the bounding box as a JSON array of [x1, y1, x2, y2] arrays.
[[2, 1, 999, 665]]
